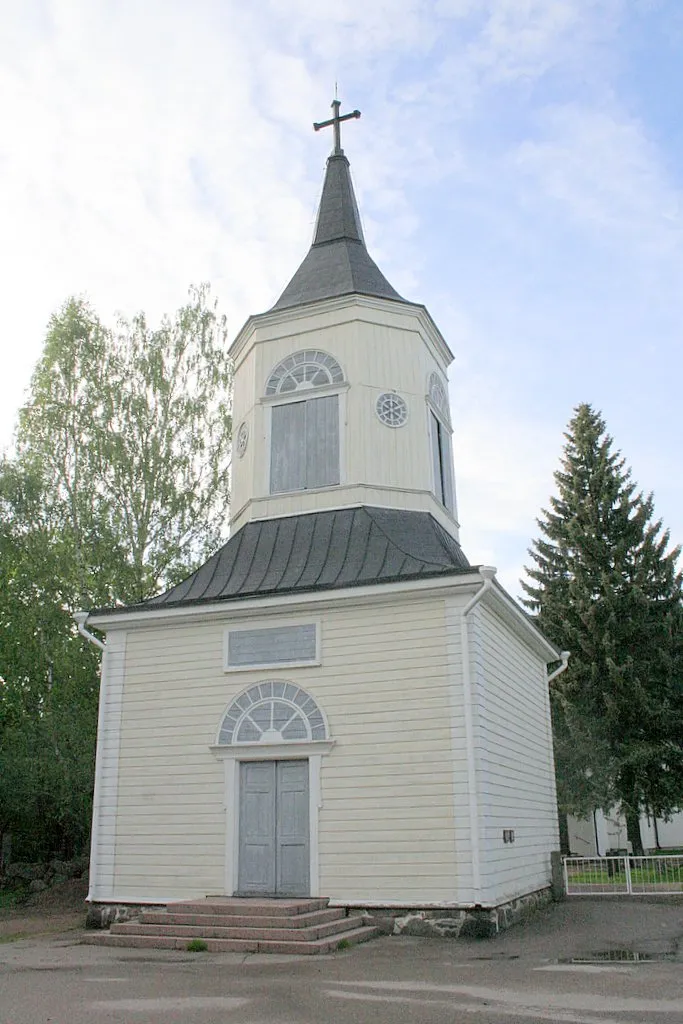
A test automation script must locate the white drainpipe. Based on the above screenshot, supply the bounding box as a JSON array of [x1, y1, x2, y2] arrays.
[[74, 611, 106, 652], [461, 565, 496, 905], [547, 651, 570, 683]]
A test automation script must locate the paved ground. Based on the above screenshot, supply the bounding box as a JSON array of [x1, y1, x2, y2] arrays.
[[1, 898, 682, 1023]]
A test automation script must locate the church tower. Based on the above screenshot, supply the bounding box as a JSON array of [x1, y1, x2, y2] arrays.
[[230, 100, 460, 546], [83, 101, 561, 936]]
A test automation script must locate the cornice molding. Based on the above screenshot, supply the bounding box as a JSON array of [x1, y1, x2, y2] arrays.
[[87, 571, 484, 631], [230, 294, 453, 368]]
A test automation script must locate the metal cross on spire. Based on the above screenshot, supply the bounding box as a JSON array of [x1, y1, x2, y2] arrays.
[[313, 99, 361, 156]]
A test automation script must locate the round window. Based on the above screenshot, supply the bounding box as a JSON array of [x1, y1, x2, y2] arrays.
[[236, 422, 249, 458], [376, 392, 408, 428]]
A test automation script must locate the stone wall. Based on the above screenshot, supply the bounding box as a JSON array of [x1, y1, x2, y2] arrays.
[[354, 887, 554, 940], [0, 856, 89, 894]]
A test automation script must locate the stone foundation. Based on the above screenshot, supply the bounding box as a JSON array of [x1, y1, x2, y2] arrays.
[[86, 887, 553, 936], [86, 903, 163, 929], [355, 887, 553, 940]]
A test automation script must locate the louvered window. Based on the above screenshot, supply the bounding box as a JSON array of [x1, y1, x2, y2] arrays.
[[430, 411, 455, 513], [270, 395, 340, 493], [266, 351, 344, 495]]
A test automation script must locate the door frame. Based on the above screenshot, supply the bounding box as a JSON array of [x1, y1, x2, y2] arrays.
[[213, 740, 334, 897]]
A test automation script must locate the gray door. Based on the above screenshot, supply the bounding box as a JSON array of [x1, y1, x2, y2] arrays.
[[238, 760, 310, 896]]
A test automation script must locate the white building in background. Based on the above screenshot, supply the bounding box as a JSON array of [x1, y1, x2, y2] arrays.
[[568, 811, 683, 855]]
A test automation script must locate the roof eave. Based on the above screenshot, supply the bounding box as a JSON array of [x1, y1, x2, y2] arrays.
[[229, 293, 454, 366], [482, 579, 562, 662], [86, 569, 484, 631]]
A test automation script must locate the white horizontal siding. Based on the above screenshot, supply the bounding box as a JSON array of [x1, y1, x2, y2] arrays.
[[89, 631, 126, 901], [111, 620, 224, 901], [316, 596, 457, 903], [109, 593, 460, 904], [444, 595, 472, 903], [473, 603, 558, 905]]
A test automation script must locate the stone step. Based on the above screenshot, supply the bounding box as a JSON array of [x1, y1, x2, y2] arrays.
[[138, 907, 345, 930], [242, 926, 379, 955], [110, 914, 360, 942], [84, 933, 257, 952], [84, 925, 379, 955], [169, 897, 329, 917]]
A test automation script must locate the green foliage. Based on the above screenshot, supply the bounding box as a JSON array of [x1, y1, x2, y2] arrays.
[[0, 286, 232, 860], [0, 456, 101, 858], [0, 685, 97, 859], [17, 284, 232, 604], [186, 938, 209, 952], [0, 889, 26, 910], [522, 404, 683, 853]]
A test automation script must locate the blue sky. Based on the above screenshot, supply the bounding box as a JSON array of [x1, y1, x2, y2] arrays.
[[1, 0, 681, 596]]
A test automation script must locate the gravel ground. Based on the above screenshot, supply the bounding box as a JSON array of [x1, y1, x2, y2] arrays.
[[0, 878, 87, 940], [1, 897, 683, 1024]]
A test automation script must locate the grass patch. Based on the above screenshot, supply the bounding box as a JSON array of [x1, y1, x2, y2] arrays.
[[336, 938, 351, 951], [186, 938, 209, 952], [568, 865, 683, 885]]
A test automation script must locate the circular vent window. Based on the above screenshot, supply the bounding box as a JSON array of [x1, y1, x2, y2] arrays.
[[236, 421, 249, 458], [376, 392, 408, 428]]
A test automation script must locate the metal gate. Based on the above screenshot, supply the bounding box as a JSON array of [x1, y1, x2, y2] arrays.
[[563, 855, 683, 895]]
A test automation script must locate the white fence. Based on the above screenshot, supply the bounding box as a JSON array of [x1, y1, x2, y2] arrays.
[[564, 855, 683, 895]]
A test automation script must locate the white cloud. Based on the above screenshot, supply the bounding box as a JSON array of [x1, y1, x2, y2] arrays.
[[473, 0, 620, 80], [0, 0, 323, 447], [515, 104, 683, 257]]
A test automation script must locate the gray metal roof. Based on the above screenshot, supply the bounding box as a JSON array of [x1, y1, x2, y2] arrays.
[[98, 507, 471, 614], [272, 154, 403, 311]]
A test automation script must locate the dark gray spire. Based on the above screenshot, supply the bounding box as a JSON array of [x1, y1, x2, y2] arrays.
[[312, 153, 365, 245], [272, 153, 403, 311]]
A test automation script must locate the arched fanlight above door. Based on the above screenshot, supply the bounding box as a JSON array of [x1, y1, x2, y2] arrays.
[[217, 682, 328, 746]]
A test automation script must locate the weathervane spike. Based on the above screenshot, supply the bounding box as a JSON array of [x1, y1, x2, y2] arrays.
[[313, 97, 361, 156]]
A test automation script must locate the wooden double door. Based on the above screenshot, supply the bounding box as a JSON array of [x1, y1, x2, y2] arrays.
[[237, 760, 310, 897]]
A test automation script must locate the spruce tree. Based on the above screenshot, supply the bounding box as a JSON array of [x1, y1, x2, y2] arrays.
[[522, 404, 683, 855]]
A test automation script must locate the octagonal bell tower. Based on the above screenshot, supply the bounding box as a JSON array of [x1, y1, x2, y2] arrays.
[[229, 102, 461, 545]]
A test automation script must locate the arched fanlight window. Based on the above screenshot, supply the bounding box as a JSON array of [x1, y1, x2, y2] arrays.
[[217, 682, 328, 745], [428, 372, 449, 423], [265, 350, 344, 396]]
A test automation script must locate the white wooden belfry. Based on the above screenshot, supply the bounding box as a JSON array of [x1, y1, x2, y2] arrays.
[[83, 101, 562, 922]]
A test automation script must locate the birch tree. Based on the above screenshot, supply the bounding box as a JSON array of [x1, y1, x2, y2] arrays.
[[0, 285, 233, 858]]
